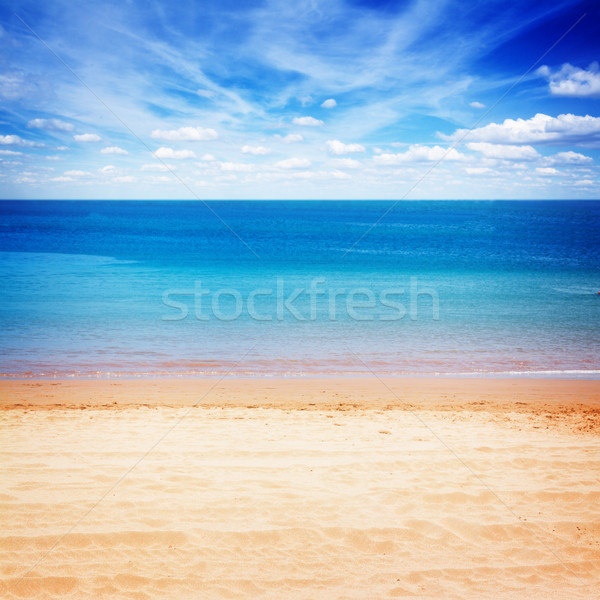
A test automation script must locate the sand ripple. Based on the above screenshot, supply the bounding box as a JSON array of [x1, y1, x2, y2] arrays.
[[1, 404, 599, 598]]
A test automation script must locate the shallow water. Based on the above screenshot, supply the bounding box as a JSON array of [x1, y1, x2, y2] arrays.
[[1, 200, 599, 377]]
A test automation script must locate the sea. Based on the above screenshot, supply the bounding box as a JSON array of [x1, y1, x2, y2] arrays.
[[1, 200, 599, 378]]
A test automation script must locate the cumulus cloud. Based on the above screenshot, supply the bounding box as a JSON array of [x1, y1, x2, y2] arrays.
[[326, 140, 366, 155], [538, 63, 600, 98], [218, 162, 255, 172], [574, 179, 594, 186], [241, 145, 271, 155], [200, 153, 216, 161], [27, 118, 74, 132], [466, 142, 540, 160], [465, 167, 491, 175], [275, 133, 303, 143], [0, 134, 39, 147], [64, 170, 90, 177], [99, 165, 116, 174], [536, 167, 559, 175], [153, 147, 197, 159], [150, 126, 218, 141], [74, 133, 101, 142], [101, 146, 128, 155], [443, 113, 600, 146], [469, 101, 485, 109], [141, 163, 176, 172], [321, 98, 337, 108], [373, 145, 466, 165], [0, 149, 22, 155], [545, 150, 593, 165], [292, 116, 324, 127], [331, 158, 362, 169], [276, 157, 312, 169]]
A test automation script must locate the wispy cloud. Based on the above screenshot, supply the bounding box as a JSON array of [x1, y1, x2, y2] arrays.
[[2, 0, 598, 199]]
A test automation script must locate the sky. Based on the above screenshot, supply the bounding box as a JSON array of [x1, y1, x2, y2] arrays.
[[0, 0, 599, 200]]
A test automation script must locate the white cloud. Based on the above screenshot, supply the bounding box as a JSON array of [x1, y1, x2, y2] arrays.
[[536, 167, 559, 175], [574, 179, 595, 186], [331, 158, 362, 169], [101, 146, 128, 155], [545, 151, 593, 165], [200, 153, 216, 161], [292, 116, 324, 127], [276, 157, 312, 169], [330, 170, 351, 179], [99, 165, 116, 174], [538, 63, 600, 98], [0, 134, 38, 147], [74, 133, 101, 142], [112, 176, 136, 183], [469, 101, 485, 109], [141, 163, 176, 172], [241, 145, 271, 155], [218, 162, 255, 172], [50, 176, 74, 182], [444, 113, 600, 146], [150, 126, 218, 141], [466, 142, 540, 160], [326, 140, 366, 155], [275, 133, 303, 143], [0, 149, 22, 155], [64, 170, 90, 177], [465, 167, 491, 175], [321, 98, 337, 108], [27, 118, 74, 132], [153, 147, 197, 159], [373, 145, 466, 164]]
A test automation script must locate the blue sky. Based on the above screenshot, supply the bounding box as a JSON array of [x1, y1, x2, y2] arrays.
[[0, 0, 599, 199]]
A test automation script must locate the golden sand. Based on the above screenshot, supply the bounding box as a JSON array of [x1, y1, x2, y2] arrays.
[[1, 377, 599, 599]]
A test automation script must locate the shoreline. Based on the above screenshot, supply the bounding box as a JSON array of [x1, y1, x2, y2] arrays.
[[2, 376, 599, 414]]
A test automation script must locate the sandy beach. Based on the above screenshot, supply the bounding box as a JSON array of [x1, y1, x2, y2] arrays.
[[1, 377, 599, 599]]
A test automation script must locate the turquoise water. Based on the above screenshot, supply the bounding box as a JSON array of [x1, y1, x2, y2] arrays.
[[1, 200, 599, 377]]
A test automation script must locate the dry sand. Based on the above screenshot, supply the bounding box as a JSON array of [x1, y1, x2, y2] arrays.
[[1, 377, 599, 599]]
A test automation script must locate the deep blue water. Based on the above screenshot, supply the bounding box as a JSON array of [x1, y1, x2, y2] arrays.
[[1, 200, 599, 377]]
